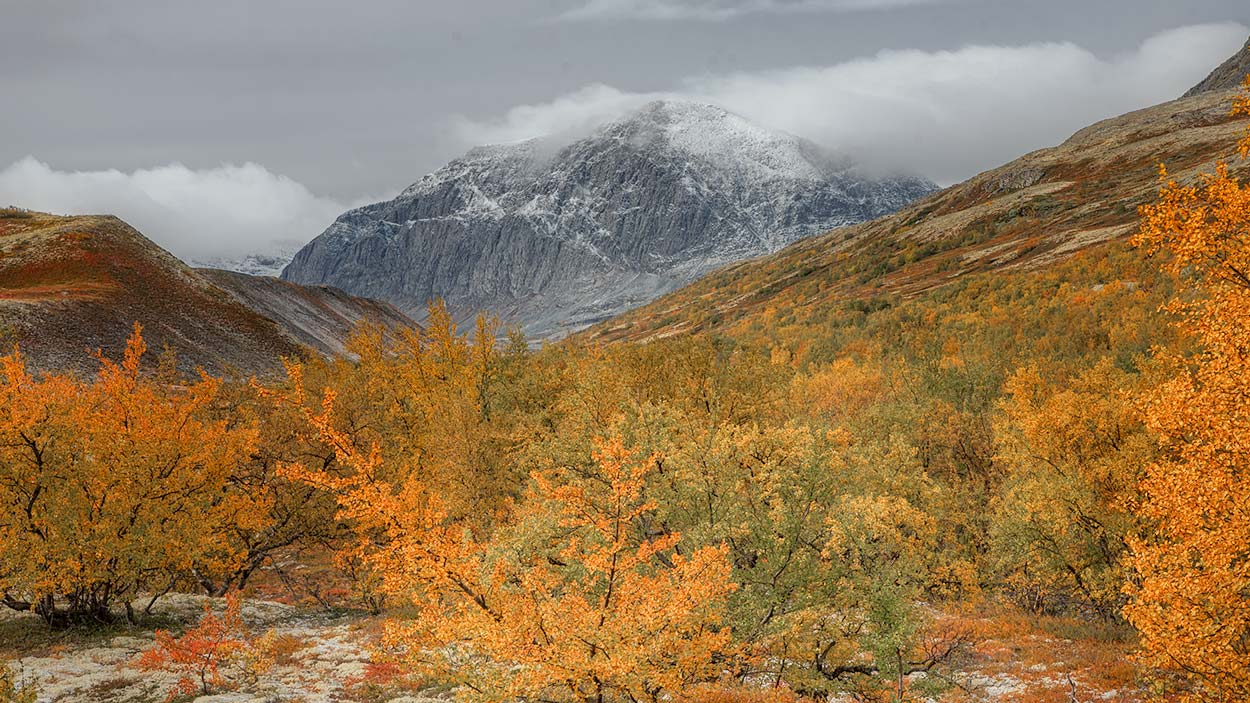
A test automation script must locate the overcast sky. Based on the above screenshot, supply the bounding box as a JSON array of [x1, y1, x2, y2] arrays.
[[1, 0, 1247, 260]]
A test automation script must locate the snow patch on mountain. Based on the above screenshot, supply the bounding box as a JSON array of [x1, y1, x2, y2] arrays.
[[192, 246, 301, 277]]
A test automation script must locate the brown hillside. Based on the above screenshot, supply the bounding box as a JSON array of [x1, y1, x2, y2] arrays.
[[200, 268, 415, 356], [0, 210, 415, 376], [585, 88, 1250, 345]]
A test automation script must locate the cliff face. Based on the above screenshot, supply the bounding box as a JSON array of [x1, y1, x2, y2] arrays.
[[282, 101, 934, 339]]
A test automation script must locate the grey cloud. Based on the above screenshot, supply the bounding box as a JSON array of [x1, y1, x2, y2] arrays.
[[456, 23, 1250, 184], [557, 0, 946, 22], [0, 1, 1247, 258], [0, 158, 387, 260]]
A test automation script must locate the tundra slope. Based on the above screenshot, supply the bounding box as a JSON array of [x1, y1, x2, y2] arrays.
[[0, 210, 415, 376], [281, 100, 934, 338]]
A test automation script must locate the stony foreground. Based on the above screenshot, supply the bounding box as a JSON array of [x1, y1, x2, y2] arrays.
[[1, 594, 437, 703], [1, 594, 1140, 703]]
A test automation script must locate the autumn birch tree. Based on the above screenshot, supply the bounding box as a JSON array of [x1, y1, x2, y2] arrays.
[[0, 325, 257, 623], [282, 382, 737, 703], [1125, 77, 1250, 701]]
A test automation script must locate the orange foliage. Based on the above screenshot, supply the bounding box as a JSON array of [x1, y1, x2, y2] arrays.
[[284, 384, 738, 703], [1125, 78, 1250, 702], [0, 324, 258, 623], [991, 359, 1151, 617], [137, 594, 252, 699], [675, 683, 802, 703]]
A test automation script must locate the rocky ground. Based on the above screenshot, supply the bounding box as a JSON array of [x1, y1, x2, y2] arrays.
[[937, 607, 1143, 703], [0, 594, 439, 703], [0, 595, 1140, 703]]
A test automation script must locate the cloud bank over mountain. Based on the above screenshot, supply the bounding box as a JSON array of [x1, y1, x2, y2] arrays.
[[0, 158, 384, 261], [2, 22, 1243, 262], [457, 22, 1248, 184]]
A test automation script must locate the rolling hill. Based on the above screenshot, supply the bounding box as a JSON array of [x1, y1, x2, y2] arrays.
[[0, 209, 415, 376]]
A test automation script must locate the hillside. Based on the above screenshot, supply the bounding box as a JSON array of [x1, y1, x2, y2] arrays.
[[282, 100, 934, 339], [0, 210, 415, 375], [586, 87, 1250, 346], [200, 268, 414, 356]]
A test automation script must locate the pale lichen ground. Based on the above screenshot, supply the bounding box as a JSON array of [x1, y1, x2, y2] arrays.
[[1, 596, 1141, 703], [0, 594, 439, 703]]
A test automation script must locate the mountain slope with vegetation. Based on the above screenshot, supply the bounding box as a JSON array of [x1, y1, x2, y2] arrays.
[[0, 209, 415, 375], [586, 87, 1250, 349], [199, 268, 414, 357]]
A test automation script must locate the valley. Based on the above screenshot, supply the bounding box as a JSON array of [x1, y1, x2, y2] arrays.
[[3, 15, 1250, 703]]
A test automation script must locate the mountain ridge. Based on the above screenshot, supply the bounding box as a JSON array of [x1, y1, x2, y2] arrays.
[[1184, 36, 1250, 97], [281, 100, 935, 338]]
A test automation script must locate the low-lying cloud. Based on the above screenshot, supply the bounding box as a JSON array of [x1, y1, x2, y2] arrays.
[[557, 0, 946, 22], [457, 22, 1249, 184], [0, 158, 380, 263]]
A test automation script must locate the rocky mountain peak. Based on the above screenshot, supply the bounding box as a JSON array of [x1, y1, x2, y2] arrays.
[[603, 100, 839, 181], [281, 103, 936, 339]]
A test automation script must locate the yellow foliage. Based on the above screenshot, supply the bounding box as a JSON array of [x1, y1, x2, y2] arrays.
[[991, 358, 1152, 617], [0, 324, 257, 623], [1125, 79, 1250, 702], [283, 372, 739, 703]]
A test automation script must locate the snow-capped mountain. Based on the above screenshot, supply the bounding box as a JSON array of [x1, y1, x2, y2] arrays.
[[191, 246, 301, 277], [281, 100, 936, 338]]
